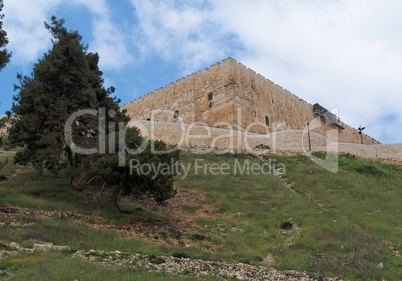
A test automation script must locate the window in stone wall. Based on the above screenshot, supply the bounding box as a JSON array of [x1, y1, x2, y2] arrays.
[[174, 110, 179, 119], [265, 115, 270, 126], [253, 111, 257, 118], [208, 92, 213, 101]]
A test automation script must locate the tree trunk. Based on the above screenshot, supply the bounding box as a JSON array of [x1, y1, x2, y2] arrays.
[[65, 146, 75, 186], [111, 185, 121, 214], [65, 145, 74, 168]]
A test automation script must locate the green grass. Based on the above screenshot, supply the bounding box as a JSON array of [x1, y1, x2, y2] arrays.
[[0, 166, 161, 223], [272, 153, 402, 279], [0, 153, 15, 180], [0, 251, 221, 281], [175, 152, 402, 280], [1, 215, 157, 253], [1, 151, 402, 280]]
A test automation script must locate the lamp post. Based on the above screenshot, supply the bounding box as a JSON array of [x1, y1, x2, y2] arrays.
[[358, 125, 365, 144], [307, 122, 312, 151]]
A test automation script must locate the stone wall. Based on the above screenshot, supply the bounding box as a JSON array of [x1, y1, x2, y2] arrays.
[[122, 58, 237, 126], [128, 120, 402, 163], [128, 119, 343, 151], [122, 57, 379, 145]]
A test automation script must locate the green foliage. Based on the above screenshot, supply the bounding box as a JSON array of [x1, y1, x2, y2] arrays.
[[237, 258, 251, 264], [279, 221, 293, 230], [92, 127, 180, 212], [159, 231, 168, 239], [273, 154, 402, 280], [0, 136, 9, 149], [2, 251, 213, 281], [148, 254, 166, 264], [170, 229, 182, 239], [9, 16, 127, 175], [354, 164, 384, 176], [0, 153, 13, 179], [0, 254, 39, 271], [0, 0, 11, 71], [7, 15, 180, 212], [172, 252, 191, 259], [189, 233, 207, 241], [254, 143, 270, 150], [2, 152, 402, 280]]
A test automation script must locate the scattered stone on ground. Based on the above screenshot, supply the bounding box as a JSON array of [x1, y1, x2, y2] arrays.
[[73, 249, 342, 281], [5, 241, 70, 252]]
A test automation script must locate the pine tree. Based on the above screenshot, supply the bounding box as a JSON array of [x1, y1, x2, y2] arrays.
[[9, 16, 127, 175], [0, 0, 11, 71], [94, 127, 179, 213], [9, 16, 179, 212]]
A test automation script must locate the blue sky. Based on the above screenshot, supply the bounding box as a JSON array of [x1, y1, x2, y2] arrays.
[[1, 0, 402, 143]]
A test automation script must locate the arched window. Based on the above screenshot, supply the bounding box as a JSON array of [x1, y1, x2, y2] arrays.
[[174, 110, 179, 119], [265, 115, 269, 126]]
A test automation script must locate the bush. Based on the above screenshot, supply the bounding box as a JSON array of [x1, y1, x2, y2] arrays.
[[159, 231, 168, 240], [189, 233, 207, 241], [280, 221, 293, 230], [354, 164, 384, 176], [172, 252, 191, 259], [0, 137, 10, 150], [238, 258, 250, 264], [255, 144, 270, 150], [170, 229, 182, 239], [148, 254, 165, 264]]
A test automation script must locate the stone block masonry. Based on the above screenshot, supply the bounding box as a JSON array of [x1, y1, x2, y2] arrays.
[[122, 57, 379, 147]]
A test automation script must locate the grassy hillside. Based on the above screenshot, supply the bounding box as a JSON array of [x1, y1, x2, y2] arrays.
[[0, 151, 401, 280]]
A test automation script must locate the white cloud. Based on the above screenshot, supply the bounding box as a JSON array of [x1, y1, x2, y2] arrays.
[[3, 0, 133, 71], [129, 0, 402, 143], [3, 0, 62, 64], [129, 0, 231, 73], [72, 0, 133, 71]]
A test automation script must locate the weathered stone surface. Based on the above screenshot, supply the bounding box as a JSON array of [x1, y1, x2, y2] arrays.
[[122, 57, 378, 147], [32, 242, 70, 251], [33, 242, 54, 250], [52, 245, 71, 251], [9, 242, 19, 249]]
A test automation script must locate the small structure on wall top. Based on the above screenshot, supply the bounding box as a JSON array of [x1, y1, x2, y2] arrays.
[[313, 103, 345, 130]]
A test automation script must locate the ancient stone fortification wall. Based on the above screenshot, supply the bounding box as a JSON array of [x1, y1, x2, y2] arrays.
[[128, 120, 394, 161], [122, 57, 378, 145], [127, 119, 328, 150], [122, 58, 236, 127], [228, 59, 377, 144], [128, 120, 402, 163]]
